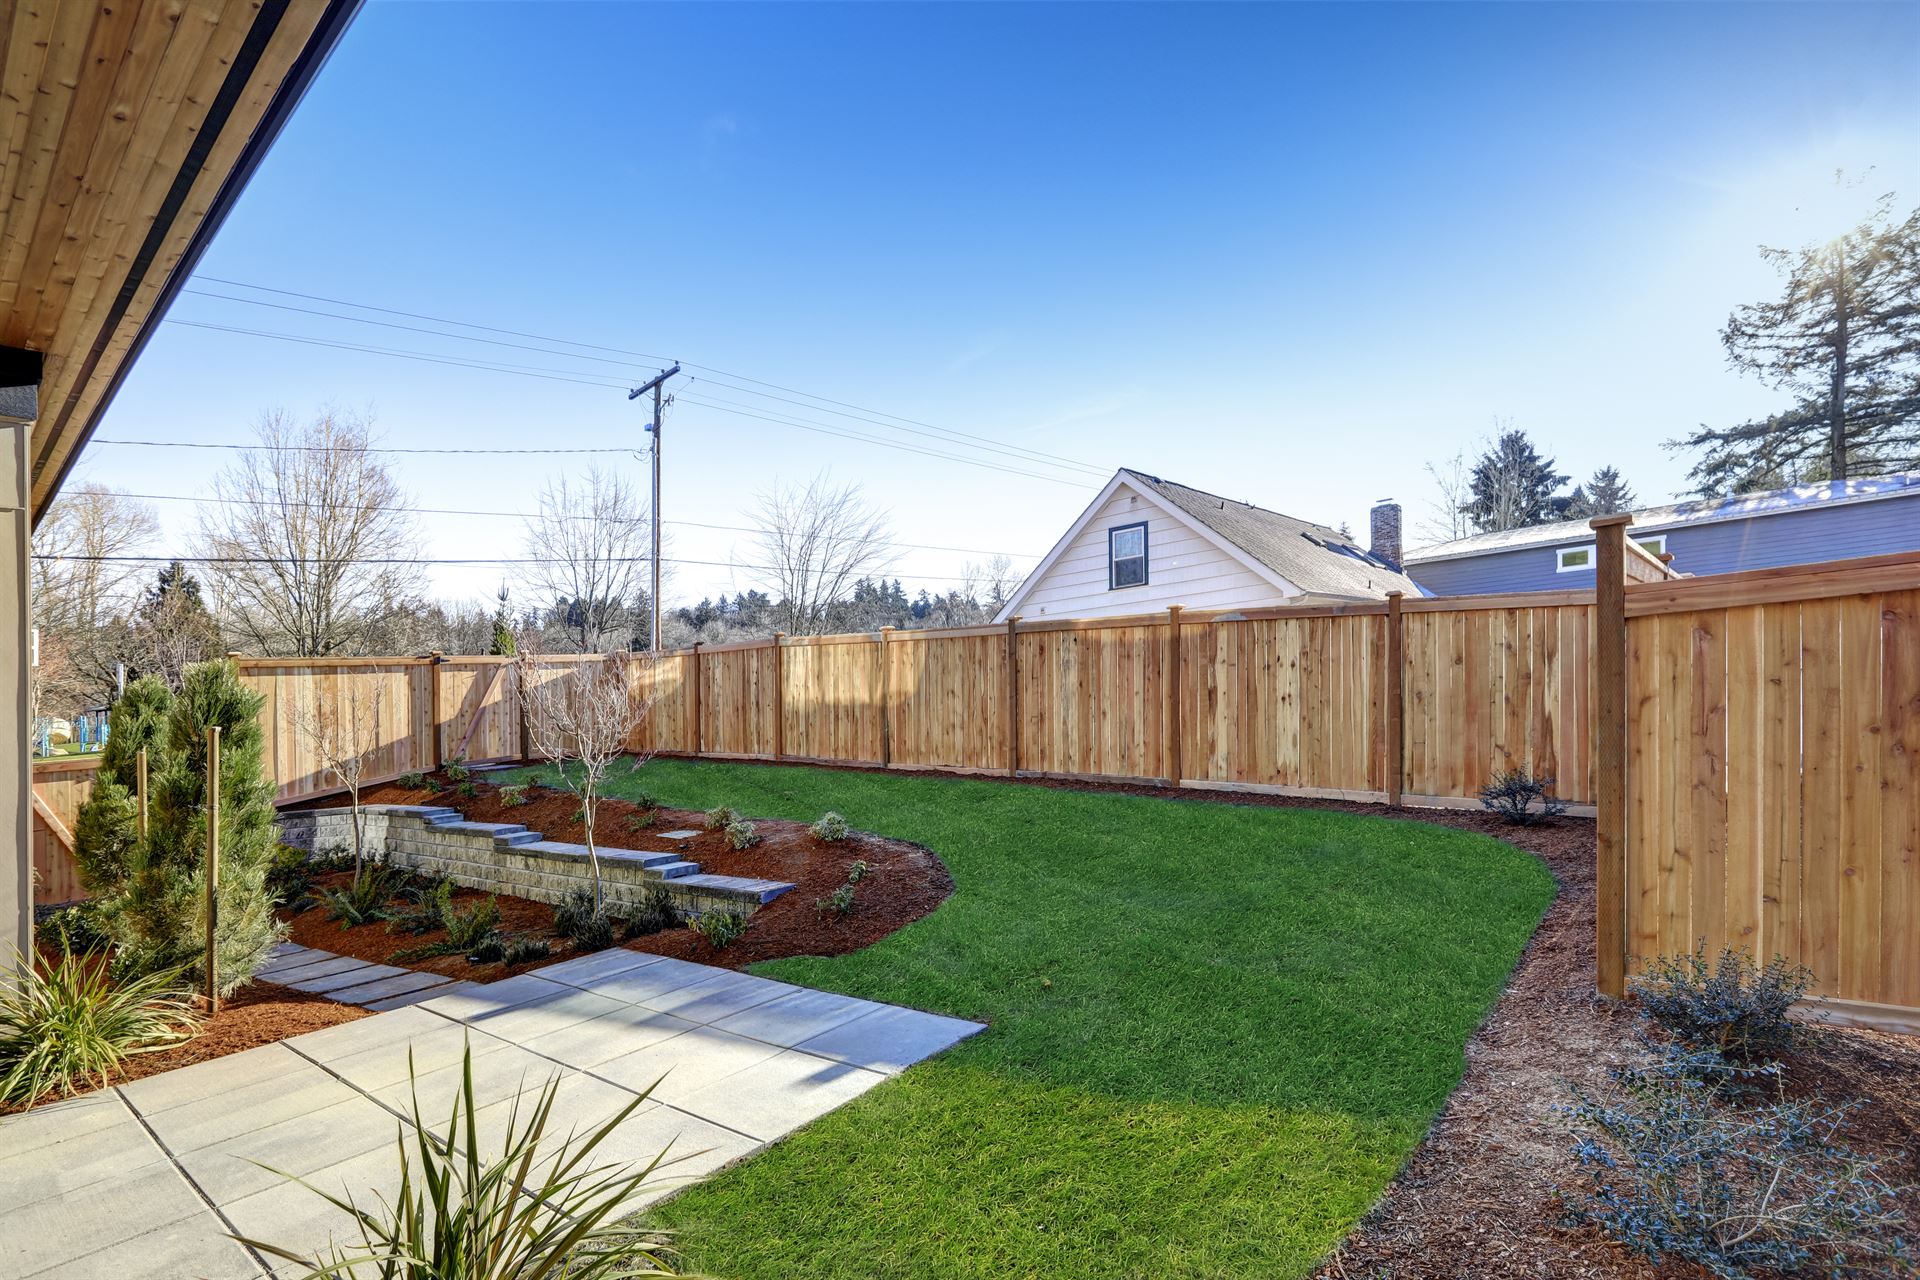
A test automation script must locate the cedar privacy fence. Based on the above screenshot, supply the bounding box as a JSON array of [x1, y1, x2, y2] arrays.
[[30, 535, 1918, 1029]]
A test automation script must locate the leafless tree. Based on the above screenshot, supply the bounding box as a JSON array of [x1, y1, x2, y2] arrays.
[[197, 408, 424, 657], [520, 466, 651, 651], [516, 652, 653, 911], [751, 473, 893, 635], [966, 554, 1023, 615], [288, 678, 388, 879], [31, 482, 161, 704], [1419, 449, 1476, 544]]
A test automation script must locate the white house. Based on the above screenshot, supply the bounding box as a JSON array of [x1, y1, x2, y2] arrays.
[[995, 469, 1421, 622]]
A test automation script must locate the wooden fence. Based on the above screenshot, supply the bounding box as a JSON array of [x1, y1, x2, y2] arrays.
[[188, 544, 1917, 1026], [30, 755, 97, 905]]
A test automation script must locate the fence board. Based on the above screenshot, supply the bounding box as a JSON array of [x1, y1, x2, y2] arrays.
[[889, 630, 1007, 770], [30, 756, 97, 904], [783, 637, 884, 765]]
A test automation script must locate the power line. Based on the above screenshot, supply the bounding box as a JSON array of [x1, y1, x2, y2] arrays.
[[32, 552, 995, 584], [677, 394, 1097, 488], [191, 275, 670, 362], [182, 274, 1117, 480], [163, 320, 636, 391], [92, 435, 643, 457]]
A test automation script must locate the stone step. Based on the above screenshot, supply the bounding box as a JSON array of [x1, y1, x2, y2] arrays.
[[494, 830, 543, 847], [425, 819, 530, 839], [675, 873, 794, 905], [649, 860, 700, 880]]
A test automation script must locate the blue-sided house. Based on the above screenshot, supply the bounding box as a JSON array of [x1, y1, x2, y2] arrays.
[[1405, 473, 1920, 596]]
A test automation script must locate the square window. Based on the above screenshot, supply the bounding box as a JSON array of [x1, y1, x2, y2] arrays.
[[1635, 535, 1667, 557], [1109, 522, 1148, 589]]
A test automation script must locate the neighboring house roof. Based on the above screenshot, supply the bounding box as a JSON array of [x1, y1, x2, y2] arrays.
[[1405, 472, 1920, 566], [996, 469, 1421, 622]]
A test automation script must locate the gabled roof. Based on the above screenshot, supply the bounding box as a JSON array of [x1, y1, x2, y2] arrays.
[[1119, 470, 1422, 599], [1405, 472, 1920, 566], [995, 469, 1420, 622]]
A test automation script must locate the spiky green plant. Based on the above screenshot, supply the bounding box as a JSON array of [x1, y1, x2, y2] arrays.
[[391, 894, 500, 962], [323, 863, 404, 929], [239, 1043, 681, 1279], [702, 805, 737, 831], [0, 942, 199, 1108]]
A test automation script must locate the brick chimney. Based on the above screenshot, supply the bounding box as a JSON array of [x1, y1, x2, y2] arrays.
[[1369, 499, 1402, 568]]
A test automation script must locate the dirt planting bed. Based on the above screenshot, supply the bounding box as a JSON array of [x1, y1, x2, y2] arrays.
[[280, 776, 952, 978], [2, 979, 367, 1114]]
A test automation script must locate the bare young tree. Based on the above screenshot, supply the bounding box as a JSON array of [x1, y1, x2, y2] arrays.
[[1419, 450, 1475, 544], [31, 482, 161, 704], [197, 408, 424, 656], [751, 473, 893, 635], [515, 652, 653, 911], [287, 679, 388, 880], [520, 466, 651, 651]]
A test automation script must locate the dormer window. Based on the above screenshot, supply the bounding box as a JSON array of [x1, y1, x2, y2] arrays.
[[1109, 522, 1148, 589]]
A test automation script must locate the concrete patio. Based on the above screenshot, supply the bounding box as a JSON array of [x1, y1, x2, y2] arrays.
[[0, 948, 984, 1278]]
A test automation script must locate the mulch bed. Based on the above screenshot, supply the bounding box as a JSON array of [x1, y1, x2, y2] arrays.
[[2, 979, 367, 1114], [280, 775, 952, 979]]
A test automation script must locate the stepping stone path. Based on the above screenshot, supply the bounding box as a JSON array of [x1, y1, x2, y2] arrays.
[[253, 942, 479, 1012]]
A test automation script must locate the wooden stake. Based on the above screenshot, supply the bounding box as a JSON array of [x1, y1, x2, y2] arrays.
[[204, 725, 221, 1013], [771, 634, 786, 761], [427, 652, 445, 772], [1592, 515, 1632, 999], [879, 628, 894, 768], [1005, 617, 1020, 776], [1385, 592, 1405, 807], [135, 747, 149, 840], [1164, 606, 1184, 786], [691, 643, 703, 757]]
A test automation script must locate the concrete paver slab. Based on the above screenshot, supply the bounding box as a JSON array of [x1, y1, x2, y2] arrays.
[[322, 969, 455, 1004], [517, 1004, 696, 1070], [672, 1049, 888, 1142], [709, 987, 878, 1048], [286, 961, 409, 996], [795, 1003, 987, 1075], [535, 946, 668, 989], [466, 986, 629, 1042], [0, 1100, 166, 1211], [573, 955, 720, 1006], [0, 1090, 129, 1161], [365, 978, 480, 1012], [140, 1061, 362, 1156], [118, 1043, 303, 1115], [319, 1019, 513, 1093], [282, 1004, 443, 1062], [591, 1025, 786, 1106], [179, 1094, 406, 1205], [418, 973, 575, 1021], [26, 1221, 260, 1280], [0, 1157, 212, 1277], [218, 1145, 401, 1268], [253, 955, 366, 985], [637, 971, 797, 1024]]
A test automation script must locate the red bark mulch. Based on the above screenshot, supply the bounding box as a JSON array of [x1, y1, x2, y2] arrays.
[[2, 979, 367, 1114], [279, 775, 951, 978]]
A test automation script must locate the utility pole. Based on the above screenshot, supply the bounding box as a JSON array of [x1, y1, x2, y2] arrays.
[[628, 364, 681, 653]]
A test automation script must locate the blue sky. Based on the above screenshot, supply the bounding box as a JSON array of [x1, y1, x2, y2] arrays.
[[82, 1, 1920, 607]]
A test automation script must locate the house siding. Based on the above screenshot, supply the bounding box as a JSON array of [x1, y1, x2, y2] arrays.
[[1012, 483, 1288, 620], [1407, 492, 1920, 596]]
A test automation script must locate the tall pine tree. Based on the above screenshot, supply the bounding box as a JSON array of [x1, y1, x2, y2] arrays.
[[1564, 467, 1637, 519], [1463, 429, 1570, 532], [1678, 195, 1920, 494]]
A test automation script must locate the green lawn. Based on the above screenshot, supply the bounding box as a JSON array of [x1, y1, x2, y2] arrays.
[[500, 759, 1554, 1280]]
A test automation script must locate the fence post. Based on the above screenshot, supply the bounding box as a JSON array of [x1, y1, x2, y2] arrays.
[[135, 747, 149, 840], [1592, 514, 1633, 999], [1385, 592, 1405, 806], [878, 628, 895, 768], [691, 643, 703, 757], [427, 652, 444, 772], [1005, 617, 1020, 776], [771, 635, 785, 762], [204, 725, 221, 1014], [515, 661, 531, 765], [1164, 606, 1183, 786]]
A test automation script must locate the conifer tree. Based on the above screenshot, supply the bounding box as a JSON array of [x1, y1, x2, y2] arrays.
[[1463, 428, 1570, 532], [1564, 467, 1637, 519], [1677, 195, 1920, 494], [71, 676, 175, 897], [115, 659, 282, 993]]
